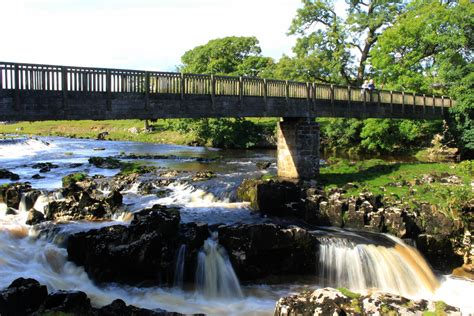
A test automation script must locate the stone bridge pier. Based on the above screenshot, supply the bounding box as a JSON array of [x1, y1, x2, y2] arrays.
[[277, 117, 320, 180]]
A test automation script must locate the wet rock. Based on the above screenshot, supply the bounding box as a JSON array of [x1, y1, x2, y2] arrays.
[[31, 174, 44, 179], [217, 224, 318, 280], [89, 156, 122, 169], [98, 299, 172, 316], [6, 207, 17, 215], [32, 162, 59, 173], [105, 189, 123, 208], [417, 234, 463, 272], [0, 278, 48, 316], [274, 287, 461, 316], [26, 209, 45, 225], [192, 171, 215, 181], [256, 180, 300, 215], [343, 198, 365, 229], [255, 161, 272, 170], [96, 131, 109, 140], [0, 182, 32, 209], [320, 196, 346, 227], [384, 206, 407, 238], [0, 169, 20, 181], [67, 205, 182, 284], [178, 222, 210, 283], [40, 290, 92, 315]]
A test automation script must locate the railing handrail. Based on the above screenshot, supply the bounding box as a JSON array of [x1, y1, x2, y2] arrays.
[[0, 61, 453, 104]]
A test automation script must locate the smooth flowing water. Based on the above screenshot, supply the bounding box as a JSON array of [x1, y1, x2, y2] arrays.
[[0, 136, 473, 315]]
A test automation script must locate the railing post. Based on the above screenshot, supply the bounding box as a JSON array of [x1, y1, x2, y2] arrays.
[[210, 74, 215, 110], [441, 96, 444, 115], [239, 76, 243, 105], [285, 80, 289, 103], [413, 92, 416, 113], [347, 85, 351, 110], [0, 64, 4, 91], [423, 94, 426, 116], [390, 91, 393, 114], [402, 91, 405, 114], [431, 95, 435, 114], [14, 64, 20, 111], [263, 79, 268, 110], [330, 84, 335, 114], [449, 97, 453, 108], [61, 66, 68, 110], [144, 71, 149, 110], [180, 73, 185, 100]]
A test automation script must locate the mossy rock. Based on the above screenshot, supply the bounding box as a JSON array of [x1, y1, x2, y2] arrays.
[[62, 173, 87, 187]]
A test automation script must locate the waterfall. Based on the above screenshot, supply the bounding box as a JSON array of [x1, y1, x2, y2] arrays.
[[318, 234, 440, 297], [18, 194, 28, 212], [174, 244, 186, 289], [195, 232, 243, 299]]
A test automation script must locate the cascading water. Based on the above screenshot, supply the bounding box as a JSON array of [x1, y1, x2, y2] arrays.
[[318, 235, 439, 297], [174, 244, 187, 289], [195, 232, 243, 299]]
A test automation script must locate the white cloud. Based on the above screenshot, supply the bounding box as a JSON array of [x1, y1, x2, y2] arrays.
[[0, 0, 301, 71]]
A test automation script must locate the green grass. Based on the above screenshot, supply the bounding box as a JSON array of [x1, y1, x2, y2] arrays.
[[0, 118, 279, 146], [320, 158, 473, 220], [0, 120, 193, 145]]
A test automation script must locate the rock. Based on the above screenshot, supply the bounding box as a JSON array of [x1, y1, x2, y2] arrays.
[[98, 298, 171, 316], [256, 180, 300, 215], [417, 234, 463, 272], [26, 209, 45, 225], [255, 161, 272, 170], [67, 205, 182, 284], [6, 207, 17, 215], [343, 198, 365, 229], [128, 127, 139, 134], [104, 189, 123, 209], [0, 182, 32, 209], [274, 287, 461, 316], [384, 206, 407, 238], [217, 224, 318, 280], [32, 162, 59, 173], [89, 156, 122, 169], [31, 174, 44, 179], [0, 278, 48, 316], [192, 171, 215, 181], [40, 290, 92, 314], [96, 131, 109, 140], [62, 172, 87, 187], [0, 169, 20, 181]]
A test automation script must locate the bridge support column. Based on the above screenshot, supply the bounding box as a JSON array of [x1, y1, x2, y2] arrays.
[[277, 117, 319, 180]]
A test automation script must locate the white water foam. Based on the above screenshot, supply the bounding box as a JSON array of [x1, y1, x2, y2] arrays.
[[0, 138, 56, 158]]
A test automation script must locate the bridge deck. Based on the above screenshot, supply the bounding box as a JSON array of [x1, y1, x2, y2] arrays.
[[0, 61, 452, 121]]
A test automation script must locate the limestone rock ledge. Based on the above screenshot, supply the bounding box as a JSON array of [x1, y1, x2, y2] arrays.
[[274, 288, 461, 316]]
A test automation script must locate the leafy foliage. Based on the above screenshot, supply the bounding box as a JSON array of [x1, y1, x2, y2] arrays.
[[179, 36, 273, 77]]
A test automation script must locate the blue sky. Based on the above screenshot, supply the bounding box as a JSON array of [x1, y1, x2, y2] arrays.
[[0, 0, 307, 71]]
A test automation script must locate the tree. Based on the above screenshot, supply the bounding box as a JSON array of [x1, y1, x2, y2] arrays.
[[173, 36, 275, 148], [371, 0, 473, 157], [179, 36, 273, 77], [288, 0, 405, 86]]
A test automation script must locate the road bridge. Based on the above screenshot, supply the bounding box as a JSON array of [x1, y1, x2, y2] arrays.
[[0, 61, 453, 179]]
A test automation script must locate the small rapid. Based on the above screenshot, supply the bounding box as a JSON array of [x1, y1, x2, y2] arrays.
[[318, 235, 439, 297]]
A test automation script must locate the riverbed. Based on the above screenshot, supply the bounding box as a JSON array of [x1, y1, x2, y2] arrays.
[[0, 136, 473, 315]]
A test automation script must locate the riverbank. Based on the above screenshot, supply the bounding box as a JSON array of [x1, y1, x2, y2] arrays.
[[0, 118, 278, 148]]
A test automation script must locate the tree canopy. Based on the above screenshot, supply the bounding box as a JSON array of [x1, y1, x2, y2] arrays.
[[179, 36, 274, 77]]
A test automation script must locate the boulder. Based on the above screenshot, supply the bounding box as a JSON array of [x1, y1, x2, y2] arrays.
[[98, 299, 172, 316], [0, 278, 48, 316], [40, 290, 92, 314], [274, 287, 461, 316], [26, 209, 45, 225], [0, 169, 20, 181], [32, 162, 59, 173], [217, 224, 318, 280], [67, 205, 182, 284], [0, 183, 32, 209], [89, 156, 122, 169]]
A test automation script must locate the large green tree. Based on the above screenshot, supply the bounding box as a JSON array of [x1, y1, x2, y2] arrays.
[[172, 36, 275, 148], [179, 36, 273, 77], [286, 0, 406, 86], [371, 0, 473, 157]]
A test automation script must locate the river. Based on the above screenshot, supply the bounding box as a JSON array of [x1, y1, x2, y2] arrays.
[[0, 136, 473, 315]]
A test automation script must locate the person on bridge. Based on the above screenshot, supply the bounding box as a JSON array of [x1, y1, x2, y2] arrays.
[[368, 79, 375, 91], [361, 80, 369, 98]]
